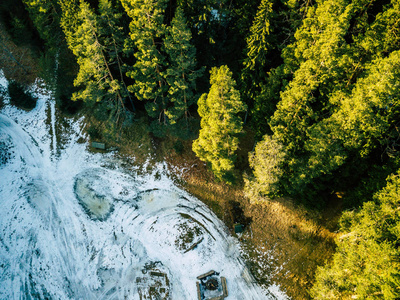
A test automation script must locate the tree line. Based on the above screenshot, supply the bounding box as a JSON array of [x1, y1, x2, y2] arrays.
[[1, 0, 400, 298]]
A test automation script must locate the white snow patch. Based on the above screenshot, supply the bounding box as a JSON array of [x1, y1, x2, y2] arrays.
[[0, 71, 289, 299]]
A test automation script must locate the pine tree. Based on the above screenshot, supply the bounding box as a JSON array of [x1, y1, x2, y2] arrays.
[[192, 66, 246, 182], [241, 0, 311, 139], [258, 0, 400, 201], [242, 0, 273, 80], [61, 0, 126, 118], [98, 0, 135, 111], [121, 0, 168, 128], [22, 0, 62, 49], [163, 7, 203, 134]]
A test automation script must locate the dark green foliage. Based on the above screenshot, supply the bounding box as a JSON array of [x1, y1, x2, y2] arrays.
[[22, 0, 63, 49], [122, 2, 202, 135], [7, 81, 37, 110], [173, 140, 184, 154], [121, 0, 168, 123], [0, 0, 43, 52], [87, 126, 102, 139], [241, 0, 311, 138], [164, 7, 203, 128], [311, 172, 400, 299], [60, 0, 129, 122]]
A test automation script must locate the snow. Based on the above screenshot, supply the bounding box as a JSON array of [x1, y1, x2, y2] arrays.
[[0, 70, 289, 299]]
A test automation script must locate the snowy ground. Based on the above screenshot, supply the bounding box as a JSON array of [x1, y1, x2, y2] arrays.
[[0, 72, 288, 299]]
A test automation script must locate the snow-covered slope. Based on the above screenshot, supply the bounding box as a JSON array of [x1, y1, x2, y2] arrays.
[[0, 72, 288, 299]]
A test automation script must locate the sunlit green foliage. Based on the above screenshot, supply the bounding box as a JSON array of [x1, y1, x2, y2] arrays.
[[311, 172, 400, 299], [251, 0, 400, 202], [193, 66, 246, 182], [245, 134, 286, 200]]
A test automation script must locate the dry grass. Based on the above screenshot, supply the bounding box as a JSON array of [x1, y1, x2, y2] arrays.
[[241, 198, 338, 299], [155, 130, 340, 300], [84, 114, 156, 171], [0, 21, 39, 84]]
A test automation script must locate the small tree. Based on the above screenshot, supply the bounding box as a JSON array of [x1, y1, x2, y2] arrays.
[[192, 65, 246, 182], [244, 134, 286, 201]]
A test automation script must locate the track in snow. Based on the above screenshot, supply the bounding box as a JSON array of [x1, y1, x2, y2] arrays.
[[0, 74, 288, 299]]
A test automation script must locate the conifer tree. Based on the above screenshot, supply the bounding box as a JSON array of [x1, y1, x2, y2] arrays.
[[255, 0, 400, 201], [61, 0, 126, 117], [121, 0, 168, 128], [242, 0, 273, 81], [241, 0, 310, 138], [98, 0, 134, 110], [164, 7, 203, 133], [192, 66, 246, 182], [22, 0, 62, 49]]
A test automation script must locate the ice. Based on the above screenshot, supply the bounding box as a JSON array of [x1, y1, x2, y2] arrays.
[[0, 70, 289, 299]]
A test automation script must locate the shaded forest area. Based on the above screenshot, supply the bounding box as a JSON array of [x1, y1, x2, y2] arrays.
[[0, 0, 399, 298]]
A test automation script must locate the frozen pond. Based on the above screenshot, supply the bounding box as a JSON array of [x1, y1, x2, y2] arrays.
[[0, 73, 287, 299]]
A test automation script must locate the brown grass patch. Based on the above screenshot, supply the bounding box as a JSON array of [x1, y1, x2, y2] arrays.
[[0, 21, 39, 84], [157, 130, 339, 300]]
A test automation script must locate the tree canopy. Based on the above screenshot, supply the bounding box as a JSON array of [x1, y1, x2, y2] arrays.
[[311, 172, 400, 299], [192, 65, 246, 182]]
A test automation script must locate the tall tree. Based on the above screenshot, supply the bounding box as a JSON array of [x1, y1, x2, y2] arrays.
[[98, 0, 134, 111], [61, 0, 126, 118], [241, 0, 312, 139], [163, 7, 203, 135], [121, 0, 168, 129], [22, 0, 62, 49], [192, 66, 246, 182]]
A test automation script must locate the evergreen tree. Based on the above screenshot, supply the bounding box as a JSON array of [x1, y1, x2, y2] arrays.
[[242, 0, 273, 84], [98, 0, 135, 111], [254, 0, 400, 202], [61, 0, 126, 117], [121, 0, 168, 130], [164, 7, 203, 134], [241, 0, 312, 138], [192, 66, 246, 182], [22, 0, 62, 49], [245, 134, 286, 201], [311, 172, 400, 299]]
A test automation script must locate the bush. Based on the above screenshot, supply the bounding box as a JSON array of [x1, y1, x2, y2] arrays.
[[8, 81, 37, 110]]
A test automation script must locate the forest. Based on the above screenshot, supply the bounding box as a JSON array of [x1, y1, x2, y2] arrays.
[[0, 0, 399, 298]]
